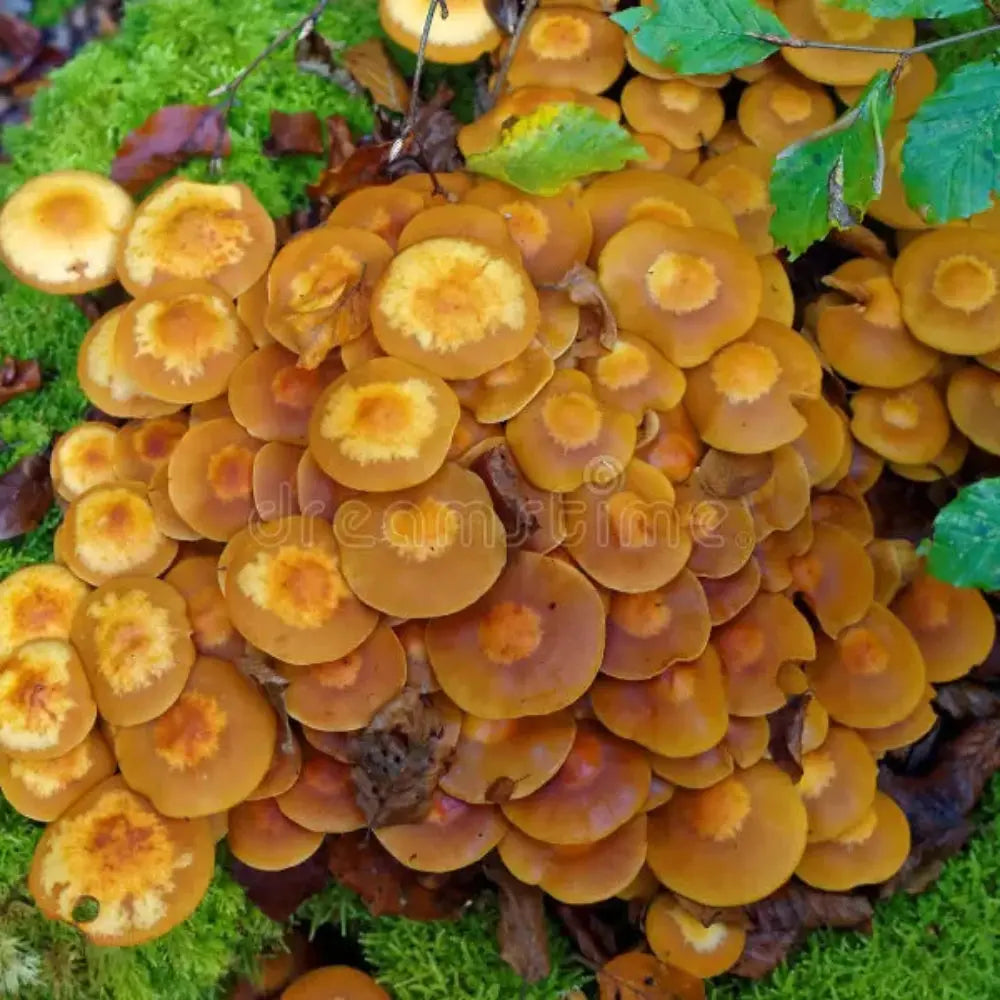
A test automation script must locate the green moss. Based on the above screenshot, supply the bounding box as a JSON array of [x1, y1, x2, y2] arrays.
[[28, 0, 80, 27]]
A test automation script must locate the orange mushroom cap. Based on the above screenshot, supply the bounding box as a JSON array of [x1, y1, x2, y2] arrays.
[[946, 364, 1000, 456], [647, 760, 808, 906], [626, 131, 701, 176], [748, 443, 812, 540], [326, 185, 428, 250], [379, 0, 501, 64], [620, 77, 724, 151], [276, 747, 366, 833], [636, 402, 705, 483], [645, 894, 747, 979], [453, 340, 556, 426], [650, 743, 734, 789], [867, 538, 919, 607], [51, 422, 119, 502], [296, 448, 358, 522], [810, 488, 875, 545], [678, 482, 756, 579], [113, 416, 188, 486], [247, 728, 303, 801], [693, 147, 776, 255], [281, 966, 390, 1000], [737, 69, 836, 154], [837, 53, 936, 121], [252, 441, 304, 522], [228, 797, 324, 871], [890, 427, 969, 483], [0, 563, 89, 659], [164, 555, 245, 663], [535, 288, 581, 360], [753, 512, 814, 593], [724, 714, 771, 769], [856, 688, 937, 758], [235, 272, 274, 348], [700, 558, 763, 626], [793, 396, 850, 486], [838, 438, 886, 494], [850, 379, 951, 465], [758, 253, 795, 326]]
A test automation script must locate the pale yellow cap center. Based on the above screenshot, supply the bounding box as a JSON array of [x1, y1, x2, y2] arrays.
[[710, 342, 781, 403], [931, 254, 998, 313], [528, 13, 592, 61], [646, 251, 721, 314]]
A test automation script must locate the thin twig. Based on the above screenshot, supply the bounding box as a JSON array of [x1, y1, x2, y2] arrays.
[[751, 21, 1000, 56], [487, 0, 541, 110], [984, 0, 1000, 21]]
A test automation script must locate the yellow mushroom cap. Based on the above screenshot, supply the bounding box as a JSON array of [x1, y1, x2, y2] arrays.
[[0, 564, 89, 659], [379, 0, 501, 64]]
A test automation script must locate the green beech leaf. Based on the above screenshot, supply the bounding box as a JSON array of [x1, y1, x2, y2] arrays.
[[902, 61, 1000, 223], [611, 0, 790, 75], [464, 103, 645, 196], [769, 71, 895, 258], [828, 0, 982, 16], [922, 477, 1000, 591]]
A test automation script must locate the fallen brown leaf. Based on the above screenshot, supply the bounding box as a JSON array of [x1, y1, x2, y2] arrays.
[[470, 442, 541, 549], [0, 356, 41, 406], [0, 13, 40, 85], [934, 681, 1000, 722], [294, 278, 370, 370], [485, 858, 552, 984], [307, 140, 394, 200], [828, 224, 892, 264], [0, 450, 53, 541], [229, 843, 329, 922], [263, 110, 324, 157], [547, 263, 618, 350], [237, 646, 294, 754], [341, 38, 410, 114], [697, 449, 773, 499], [767, 693, 811, 781], [552, 903, 621, 967]]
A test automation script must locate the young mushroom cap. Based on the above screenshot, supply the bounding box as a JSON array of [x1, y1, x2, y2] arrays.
[[890, 427, 969, 483], [835, 438, 885, 494], [754, 512, 815, 593], [375, 791, 508, 872], [810, 488, 875, 545], [253, 442, 304, 522], [280, 624, 407, 732], [276, 747, 366, 833], [723, 714, 771, 769], [309, 356, 460, 491], [647, 760, 808, 906], [678, 482, 756, 578], [866, 538, 919, 607], [51, 423, 119, 502], [748, 444, 812, 539], [645, 894, 747, 979], [850, 380, 951, 465], [225, 515, 378, 665], [227, 796, 324, 872], [501, 721, 650, 844], [164, 555, 244, 663], [0, 564, 89, 658], [0, 169, 133, 293], [247, 729, 303, 801], [795, 791, 911, 891], [28, 775, 214, 946], [650, 743, 734, 789], [758, 254, 795, 326], [117, 177, 274, 297], [792, 396, 850, 485], [626, 131, 701, 176], [637, 403, 705, 483], [236, 273, 273, 348], [296, 448, 358, 521], [499, 813, 648, 906], [620, 77, 725, 151], [534, 289, 581, 360], [946, 364, 1000, 456], [693, 147, 776, 255], [591, 645, 728, 758], [701, 559, 763, 626], [856, 686, 936, 757], [452, 340, 555, 425], [281, 966, 391, 1000], [379, 0, 501, 63], [326, 186, 428, 250], [737, 70, 836, 154], [894, 228, 1000, 355], [148, 461, 205, 542], [334, 462, 506, 619], [805, 603, 927, 729], [891, 567, 996, 683], [113, 416, 188, 485]]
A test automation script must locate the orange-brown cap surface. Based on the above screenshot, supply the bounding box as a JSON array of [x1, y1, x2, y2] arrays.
[[0, 564, 88, 659], [228, 797, 324, 871], [645, 894, 747, 978]]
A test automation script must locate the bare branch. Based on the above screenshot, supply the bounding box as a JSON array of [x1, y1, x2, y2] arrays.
[[487, 0, 541, 111], [750, 21, 1000, 57]]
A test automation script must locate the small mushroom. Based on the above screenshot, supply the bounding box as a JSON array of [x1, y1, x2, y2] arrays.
[[693, 147, 776, 255], [645, 894, 747, 978], [805, 603, 926, 728], [247, 728, 303, 801], [425, 549, 605, 718], [147, 463, 202, 541], [327, 186, 428, 249], [810, 489, 875, 545], [724, 714, 771, 769], [0, 564, 88, 658], [51, 423, 119, 502], [946, 364, 1000, 456], [795, 791, 911, 891], [117, 177, 274, 297], [647, 760, 808, 905], [582, 332, 685, 421], [677, 482, 755, 579], [850, 379, 951, 465], [115, 655, 276, 817], [282, 966, 390, 1000], [392, 171, 476, 203], [535, 289, 581, 360], [253, 442, 304, 522], [276, 747, 366, 833], [753, 512, 814, 593], [453, 341, 556, 426], [867, 538, 920, 606], [748, 444, 812, 539], [236, 273, 274, 348], [617, 863, 662, 902], [626, 131, 701, 176], [793, 396, 851, 485], [499, 813, 647, 906], [636, 403, 704, 483], [625, 31, 729, 88], [737, 69, 836, 154], [0, 169, 133, 293], [28, 776, 214, 945], [379, 0, 501, 63], [297, 449, 358, 521], [621, 77, 724, 150], [856, 687, 936, 758], [758, 254, 794, 326], [890, 427, 969, 483], [189, 394, 234, 424], [597, 951, 705, 1000], [227, 797, 323, 871], [113, 416, 188, 485], [650, 743, 735, 789], [834, 438, 885, 494], [700, 559, 763, 626]]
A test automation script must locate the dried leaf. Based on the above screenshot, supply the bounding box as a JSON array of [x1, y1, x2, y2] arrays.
[[399, 86, 462, 175], [0, 450, 53, 541], [349, 688, 455, 827], [484, 859, 552, 984], [308, 141, 394, 200], [111, 104, 230, 193], [0, 356, 41, 406], [470, 442, 540, 548], [0, 12, 40, 85], [294, 278, 370, 371], [934, 681, 1000, 722], [547, 264, 617, 349], [229, 844, 329, 922], [293, 27, 337, 79], [767, 693, 811, 781], [552, 904, 621, 967], [697, 449, 773, 499], [238, 646, 293, 754], [730, 928, 801, 979], [484, 776, 518, 804], [341, 39, 410, 114], [486, 0, 523, 33], [264, 110, 324, 157]]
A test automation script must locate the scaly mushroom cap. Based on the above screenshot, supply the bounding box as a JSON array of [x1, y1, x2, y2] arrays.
[[379, 0, 500, 62], [789, 521, 875, 637], [592, 645, 728, 758], [947, 364, 1000, 456], [890, 427, 969, 483], [248, 729, 303, 801], [648, 760, 807, 905], [226, 515, 378, 665], [892, 566, 996, 683], [600, 568, 711, 679], [501, 813, 648, 906], [582, 170, 738, 265], [165, 556, 244, 663], [838, 53, 936, 120], [817, 262, 940, 388], [117, 279, 254, 405], [61, 481, 178, 586], [753, 512, 814, 592], [0, 169, 133, 293], [426, 549, 605, 717], [797, 725, 877, 843], [276, 747, 366, 833], [677, 483, 755, 578], [115, 655, 276, 817], [375, 791, 508, 872], [71, 575, 195, 727], [266, 226, 394, 368], [895, 228, 1000, 354], [453, 341, 556, 426], [775, 0, 914, 85], [28, 776, 214, 946], [867, 538, 919, 607], [501, 721, 649, 844], [51, 423, 119, 502], [252, 441, 304, 522], [793, 396, 850, 485], [621, 77, 725, 151], [582, 332, 686, 421], [0, 565, 88, 659], [280, 624, 407, 732], [598, 950, 705, 1000], [795, 791, 911, 891], [651, 743, 734, 789], [229, 344, 342, 446], [0, 639, 95, 761], [716, 593, 816, 716], [506, 368, 637, 493], [113, 416, 188, 485], [334, 462, 506, 619], [693, 147, 776, 255], [309, 356, 460, 492], [227, 797, 323, 871], [535, 289, 581, 359], [810, 489, 875, 545], [701, 559, 763, 626], [737, 69, 836, 154], [758, 254, 794, 326], [236, 273, 273, 348], [77, 307, 182, 420], [326, 186, 428, 250], [439, 711, 577, 804], [645, 894, 747, 979], [723, 714, 770, 770], [117, 177, 274, 297], [371, 234, 538, 378], [167, 417, 262, 540], [850, 380, 951, 465], [684, 318, 821, 453], [504, 5, 625, 94], [282, 966, 390, 1000], [856, 688, 937, 757], [806, 603, 926, 728], [748, 444, 811, 539], [626, 131, 701, 176], [0, 728, 115, 822], [636, 403, 704, 483], [296, 449, 358, 521]]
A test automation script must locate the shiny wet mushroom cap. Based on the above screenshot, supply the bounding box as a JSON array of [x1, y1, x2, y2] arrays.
[[0, 564, 89, 659], [227, 796, 323, 872], [51, 423, 119, 502], [645, 894, 747, 979], [282, 967, 391, 1000], [379, 0, 500, 63]]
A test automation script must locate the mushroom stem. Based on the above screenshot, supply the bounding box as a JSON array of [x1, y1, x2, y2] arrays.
[[487, 0, 542, 112], [749, 22, 1000, 58]]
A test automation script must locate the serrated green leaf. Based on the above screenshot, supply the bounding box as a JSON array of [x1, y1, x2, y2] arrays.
[[611, 0, 789, 75], [464, 103, 646, 196], [829, 0, 982, 16], [902, 61, 1000, 224], [769, 71, 895, 258], [923, 477, 1000, 591]]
